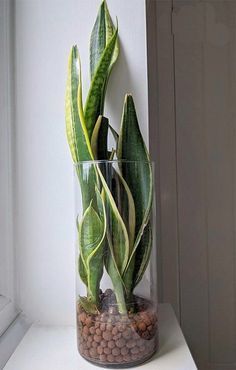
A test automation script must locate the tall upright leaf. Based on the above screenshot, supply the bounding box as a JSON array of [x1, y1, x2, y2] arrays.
[[96, 166, 129, 314], [90, 0, 119, 78], [90, 1, 106, 80], [90, 0, 119, 115], [117, 94, 153, 275], [104, 0, 119, 74], [106, 253, 127, 314], [65, 46, 92, 162], [65, 46, 97, 209], [97, 167, 129, 275], [111, 169, 136, 250], [85, 28, 118, 139]]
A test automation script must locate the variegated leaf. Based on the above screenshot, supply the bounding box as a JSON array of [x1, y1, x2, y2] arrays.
[[65, 46, 98, 209], [97, 165, 129, 275], [90, 1, 119, 114], [117, 94, 153, 284], [85, 28, 118, 138], [78, 200, 105, 305], [91, 115, 109, 159]]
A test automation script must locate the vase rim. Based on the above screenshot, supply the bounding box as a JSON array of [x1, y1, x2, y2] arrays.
[[74, 159, 154, 165]]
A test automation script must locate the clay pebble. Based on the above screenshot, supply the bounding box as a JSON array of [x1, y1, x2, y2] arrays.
[[77, 294, 158, 366]]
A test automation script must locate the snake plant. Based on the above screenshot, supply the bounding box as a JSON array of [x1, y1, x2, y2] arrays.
[[65, 0, 153, 315]]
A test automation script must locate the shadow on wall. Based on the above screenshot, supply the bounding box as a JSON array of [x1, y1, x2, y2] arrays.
[[105, 39, 141, 133]]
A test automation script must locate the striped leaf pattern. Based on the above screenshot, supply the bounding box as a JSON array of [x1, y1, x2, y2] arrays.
[[85, 28, 118, 139]]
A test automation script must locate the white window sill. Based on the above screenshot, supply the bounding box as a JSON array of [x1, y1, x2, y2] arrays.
[[3, 304, 197, 370], [0, 296, 19, 337], [0, 312, 31, 369]]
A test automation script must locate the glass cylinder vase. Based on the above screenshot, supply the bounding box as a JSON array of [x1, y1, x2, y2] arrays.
[[75, 160, 158, 368]]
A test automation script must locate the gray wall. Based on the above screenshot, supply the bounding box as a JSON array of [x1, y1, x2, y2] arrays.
[[147, 1, 236, 369]]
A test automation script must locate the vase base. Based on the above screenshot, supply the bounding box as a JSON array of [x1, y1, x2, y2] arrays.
[[80, 345, 158, 368], [77, 294, 158, 368]]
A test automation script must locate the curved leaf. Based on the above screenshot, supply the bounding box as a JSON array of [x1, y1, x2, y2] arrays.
[[109, 124, 119, 144], [98, 179, 127, 314], [97, 166, 129, 275], [126, 221, 152, 290], [91, 115, 109, 159], [78, 201, 105, 304], [111, 169, 136, 251], [117, 94, 153, 275], [78, 255, 88, 287]]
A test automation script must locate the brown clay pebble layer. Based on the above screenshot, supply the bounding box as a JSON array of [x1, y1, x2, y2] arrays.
[[77, 292, 158, 366]]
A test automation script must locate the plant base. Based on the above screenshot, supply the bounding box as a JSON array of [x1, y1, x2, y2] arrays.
[[77, 291, 158, 368]]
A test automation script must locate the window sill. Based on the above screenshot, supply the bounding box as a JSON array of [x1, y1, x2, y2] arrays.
[[3, 304, 197, 370], [0, 312, 31, 369], [0, 296, 19, 337]]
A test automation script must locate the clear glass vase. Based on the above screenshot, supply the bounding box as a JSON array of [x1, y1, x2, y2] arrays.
[[75, 160, 158, 368]]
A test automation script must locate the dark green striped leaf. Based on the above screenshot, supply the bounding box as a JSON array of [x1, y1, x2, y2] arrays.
[[130, 222, 152, 289], [90, 1, 106, 80], [104, 1, 119, 75], [90, 1, 119, 115], [117, 94, 153, 283], [85, 28, 118, 139]]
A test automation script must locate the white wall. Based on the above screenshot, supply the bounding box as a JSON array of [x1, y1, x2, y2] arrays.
[[14, 0, 149, 325]]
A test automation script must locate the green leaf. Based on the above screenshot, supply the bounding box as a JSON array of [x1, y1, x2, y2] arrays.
[[104, 1, 119, 75], [91, 115, 109, 159], [117, 94, 153, 276], [109, 168, 136, 299], [97, 166, 129, 275], [94, 162, 132, 313], [125, 221, 152, 291], [65, 46, 93, 162], [108, 124, 119, 155], [133, 222, 152, 288], [111, 169, 136, 251], [85, 27, 118, 139], [109, 124, 119, 144], [65, 46, 98, 210], [78, 200, 105, 304], [90, 1, 119, 115], [79, 296, 99, 315], [78, 254, 88, 287], [105, 254, 127, 314], [90, 1, 106, 80], [97, 181, 127, 315]]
